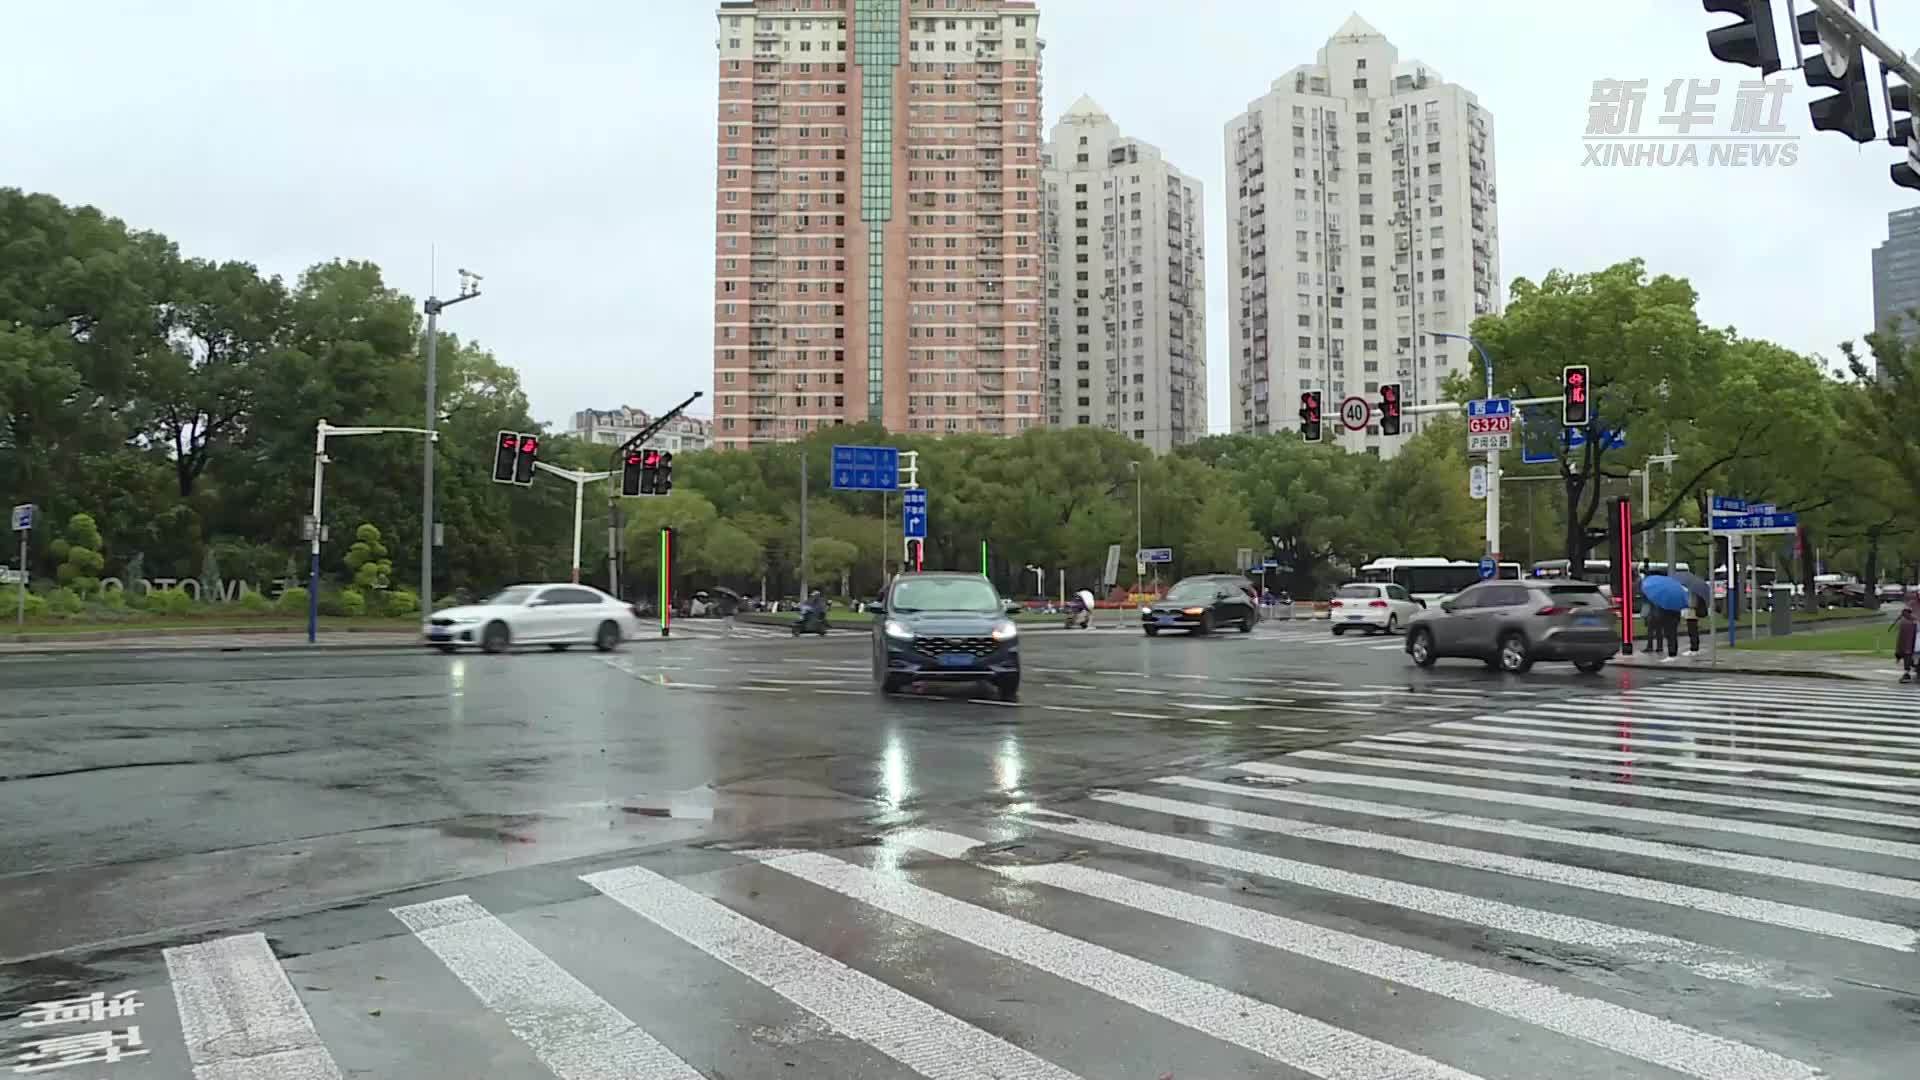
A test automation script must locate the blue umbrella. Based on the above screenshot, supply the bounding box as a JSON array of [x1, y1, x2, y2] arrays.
[[1639, 574, 1690, 612]]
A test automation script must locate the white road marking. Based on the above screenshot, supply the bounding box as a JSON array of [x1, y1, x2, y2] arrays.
[[1162, 673, 1212, 681], [1236, 757, 1920, 864], [1343, 739, 1920, 810], [1178, 716, 1234, 726], [1474, 711, 1920, 756], [164, 932, 345, 1080], [1173, 701, 1249, 712], [662, 682, 720, 690], [814, 689, 869, 696], [1040, 705, 1097, 714], [1136, 781, 1915, 949], [1295, 748, 1920, 830], [750, 678, 859, 687], [1571, 695, 1920, 733], [1257, 724, 1328, 733], [392, 895, 702, 1080], [1369, 730, 1920, 790], [1020, 812, 1822, 997], [1437, 719, 1920, 776], [1416, 687, 1493, 697], [1270, 705, 1375, 716], [745, 849, 1484, 1080], [967, 698, 1021, 707], [1370, 643, 1405, 651], [1285, 687, 1386, 697], [741, 686, 790, 693], [1109, 687, 1166, 696], [1112, 711, 1175, 722], [583, 865, 1083, 1080], [891, 828, 1820, 1080], [1400, 704, 1470, 713]]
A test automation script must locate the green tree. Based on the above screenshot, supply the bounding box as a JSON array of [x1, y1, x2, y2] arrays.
[[805, 537, 859, 593], [343, 523, 392, 592], [51, 513, 106, 596], [1181, 434, 1380, 598]]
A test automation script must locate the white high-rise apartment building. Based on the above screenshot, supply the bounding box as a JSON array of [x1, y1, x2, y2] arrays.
[[1042, 96, 1205, 452], [1225, 15, 1500, 454]]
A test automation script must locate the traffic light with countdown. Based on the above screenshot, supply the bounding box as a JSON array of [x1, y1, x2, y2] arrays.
[[1562, 366, 1591, 427], [513, 434, 540, 485], [1377, 382, 1402, 437], [492, 430, 520, 484], [1299, 391, 1323, 443]]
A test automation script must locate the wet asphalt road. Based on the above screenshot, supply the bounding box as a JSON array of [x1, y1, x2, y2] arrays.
[[1, 620, 1916, 1078]]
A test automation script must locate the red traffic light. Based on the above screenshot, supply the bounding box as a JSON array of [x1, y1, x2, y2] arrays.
[[520, 436, 540, 453], [642, 449, 662, 468], [500, 433, 517, 448]]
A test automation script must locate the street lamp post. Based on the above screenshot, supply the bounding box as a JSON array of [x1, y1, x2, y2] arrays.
[[1127, 461, 1143, 598], [421, 270, 482, 620], [1430, 331, 1500, 561], [311, 420, 439, 644], [533, 461, 613, 584]]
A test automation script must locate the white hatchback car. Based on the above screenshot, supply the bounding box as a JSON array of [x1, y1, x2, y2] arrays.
[[1329, 582, 1425, 636], [424, 584, 645, 654]]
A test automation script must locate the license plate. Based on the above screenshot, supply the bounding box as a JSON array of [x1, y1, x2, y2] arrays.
[[939, 653, 974, 668], [1346, 614, 1366, 621], [1156, 615, 1176, 625], [1575, 613, 1603, 625], [428, 630, 452, 641]]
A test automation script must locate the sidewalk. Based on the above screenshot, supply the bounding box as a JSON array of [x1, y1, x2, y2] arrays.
[[0, 630, 421, 655], [1614, 646, 1907, 683]]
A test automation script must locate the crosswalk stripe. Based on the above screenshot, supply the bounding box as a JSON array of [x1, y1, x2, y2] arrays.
[[1294, 748, 1920, 830], [1369, 730, 1920, 791], [892, 828, 1819, 1080], [163, 932, 345, 1080], [1528, 703, 1920, 745], [1017, 811, 1818, 996], [582, 865, 1083, 1080], [392, 895, 703, 1080], [746, 848, 1486, 1080], [1438, 718, 1920, 776], [1470, 711, 1920, 757], [1686, 679, 1917, 702], [1582, 693, 1920, 729], [1131, 780, 1917, 941], [1236, 757, 1920, 863], [1341, 738, 1920, 809]]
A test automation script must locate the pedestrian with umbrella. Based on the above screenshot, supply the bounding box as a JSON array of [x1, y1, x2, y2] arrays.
[[1668, 571, 1716, 654], [1640, 574, 1691, 657]]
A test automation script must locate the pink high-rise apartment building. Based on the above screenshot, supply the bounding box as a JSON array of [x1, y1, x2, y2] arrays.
[[711, 0, 1045, 450]]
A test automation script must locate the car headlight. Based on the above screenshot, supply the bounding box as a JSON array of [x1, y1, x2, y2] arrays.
[[1139, 605, 1152, 614], [991, 620, 1018, 641], [884, 619, 914, 640]]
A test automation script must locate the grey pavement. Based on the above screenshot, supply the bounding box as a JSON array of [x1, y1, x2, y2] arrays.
[[1, 626, 1916, 1078]]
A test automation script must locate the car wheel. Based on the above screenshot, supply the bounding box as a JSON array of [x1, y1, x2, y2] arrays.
[[1499, 632, 1534, 674], [1574, 657, 1607, 674], [1144, 626, 1159, 636], [879, 673, 909, 695], [1408, 628, 1438, 668], [1238, 616, 1253, 633], [1387, 614, 1400, 635], [594, 621, 620, 652], [1196, 612, 1213, 635], [547, 643, 570, 652], [481, 621, 510, 654], [995, 677, 1020, 702], [434, 644, 457, 655], [1332, 625, 1346, 636]]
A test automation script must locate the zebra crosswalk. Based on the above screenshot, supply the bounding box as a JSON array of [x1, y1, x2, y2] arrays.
[[30, 677, 1919, 1078]]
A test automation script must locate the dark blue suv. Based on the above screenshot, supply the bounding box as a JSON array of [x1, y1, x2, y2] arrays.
[[872, 572, 1021, 700]]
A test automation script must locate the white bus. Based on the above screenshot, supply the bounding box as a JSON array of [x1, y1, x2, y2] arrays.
[[1358, 557, 1521, 605]]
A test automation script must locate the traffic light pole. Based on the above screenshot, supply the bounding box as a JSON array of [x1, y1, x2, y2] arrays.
[[311, 420, 438, 644], [600, 390, 704, 599], [1429, 331, 1502, 562], [532, 462, 613, 584], [420, 279, 481, 623]]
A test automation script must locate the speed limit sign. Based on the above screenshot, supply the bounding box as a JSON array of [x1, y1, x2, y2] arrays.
[[1339, 396, 1371, 432]]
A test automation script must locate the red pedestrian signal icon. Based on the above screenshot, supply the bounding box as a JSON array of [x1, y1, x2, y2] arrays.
[[1378, 383, 1402, 437], [1299, 391, 1323, 443], [1563, 365, 1591, 427]]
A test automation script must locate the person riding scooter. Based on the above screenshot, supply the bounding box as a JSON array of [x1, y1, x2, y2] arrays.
[[793, 590, 830, 636]]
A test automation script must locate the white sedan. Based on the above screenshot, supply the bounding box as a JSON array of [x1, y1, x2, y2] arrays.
[[1328, 582, 1425, 636], [423, 584, 645, 654]]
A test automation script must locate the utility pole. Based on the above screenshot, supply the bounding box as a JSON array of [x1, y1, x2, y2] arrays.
[[1431, 331, 1499, 560], [421, 269, 482, 619], [798, 453, 809, 601]]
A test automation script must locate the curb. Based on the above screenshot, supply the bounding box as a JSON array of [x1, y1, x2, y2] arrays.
[[1614, 657, 1873, 682]]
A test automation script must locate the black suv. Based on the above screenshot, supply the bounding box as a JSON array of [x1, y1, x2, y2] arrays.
[[872, 572, 1022, 699], [1141, 575, 1259, 635]]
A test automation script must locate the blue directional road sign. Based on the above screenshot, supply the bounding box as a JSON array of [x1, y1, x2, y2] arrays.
[[1710, 496, 1747, 513], [9, 504, 32, 532], [1478, 556, 1497, 580], [1138, 547, 1174, 564], [902, 489, 927, 539], [830, 445, 900, 491], [1712, 511, 1798, 532], [1262, 558, 1280, 571], [1465, 398, 1514, 419], [1564, 426, 1625, 452]]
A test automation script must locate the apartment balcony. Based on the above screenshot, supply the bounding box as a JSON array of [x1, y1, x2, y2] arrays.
[[752, 158, 778, 172], [977, 339, 1005, 351], [977, 66, 1003, 82]]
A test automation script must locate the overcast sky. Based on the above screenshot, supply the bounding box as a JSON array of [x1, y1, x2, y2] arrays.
[[5, 1, 1913, 432]]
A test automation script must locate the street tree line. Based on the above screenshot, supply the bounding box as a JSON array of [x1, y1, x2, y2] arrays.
[[2, 191, 1913, 612]]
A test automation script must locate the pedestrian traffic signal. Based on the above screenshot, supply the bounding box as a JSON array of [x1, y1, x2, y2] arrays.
[[513, 434, 539, 485], [1891, 78, 1920, 190], [1799, 10, 1876, 144], [1299, 391, 1322, 443], [656, 451, 674, 495], [1702, 0, 1781, 74], [492, 430, 520, 484], [1377, 383, 1402, 437], [621, 451, 645, 496], [1562, 366, 1591, 427]]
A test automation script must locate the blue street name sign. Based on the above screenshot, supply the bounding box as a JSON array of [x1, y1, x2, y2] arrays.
[[902, 488, 927, 539], [1712, 511, 1798, 532], [1564, 427, 1626, 451], [1466, 398, 1514, 419], [1478, 556, 1497, 580], [1138, 547, 1174, 564], [1710, 496, 1747, 513], [9, 504, 33, 532], [830, 445, 900, 491], [1262, 558, 1280, 571]]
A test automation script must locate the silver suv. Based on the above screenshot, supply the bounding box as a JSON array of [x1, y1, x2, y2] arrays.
[[1405, 579, 1618, 673]]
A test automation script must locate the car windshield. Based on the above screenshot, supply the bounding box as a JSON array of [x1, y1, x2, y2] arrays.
[[485, 586, 537, 606], [891, 578, 1002, 613], [1549, 585, 1609, 608], [1336, 585, 1379, 599], [1165, 582, 1218, 601]]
